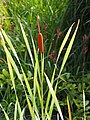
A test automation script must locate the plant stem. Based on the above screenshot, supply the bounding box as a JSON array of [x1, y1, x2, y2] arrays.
[[41, 53, 44, 119]]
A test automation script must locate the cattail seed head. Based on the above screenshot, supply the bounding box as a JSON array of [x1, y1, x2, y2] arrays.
[[38, 33, 44, 53]]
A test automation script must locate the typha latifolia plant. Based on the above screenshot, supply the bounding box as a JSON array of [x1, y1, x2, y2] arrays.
[[0, 19, 80, 120]]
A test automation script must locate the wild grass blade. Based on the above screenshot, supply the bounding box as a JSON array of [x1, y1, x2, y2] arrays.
[[29, 28, 38, 62], [19, 22, 34, 67], [7, 58, 22, 117], [0, 32, 38, 120], [45, 66, 56, 112], [34, 60, 42, 110], [49, 81, 58, 119], [19, 107, 25, 120], [56, 22, 75, 62], [45, 109, 50, 120], [83, 90, 86, 120], [21, 69, 40, 120], [14, 100, 18, 120], [67, 96, 72, 120], [45, 22, 75, 114], [6, 45, 36, 119], [1, 30, 40, 119], [59, 19, 80, 75], [41, 53, 44, 120], [44, 72, 64, 120], [0, 104, 10, 120], [1, 29, 21, 65], [7, 57, 16, 91], [33, 60, 37, 98], [25, 92, 36, 120]]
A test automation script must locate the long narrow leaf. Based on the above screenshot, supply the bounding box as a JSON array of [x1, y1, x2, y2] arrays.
[[45, 22, 75, 113], [0, 104, 10, 120], [1, 29, 20, 64], [34, 60, 42, 106], [56, 22, 75, 62], [83, 90, 86, 120], [59, 19, 80, 75], [67, 96, 72, 120], [19, 22, 34, 67], [49, 81, 58, 119], [45, 109, 50, 120], [1, 30, 40, 119], [7, 58, 22, 118], [21, 69, 40, 120], [19, 107, 25, 120], [44, 72, 64, 120], [45, 66, 56, 112], [25, 93, 36, 120], [14, 100, 18, 120], [0, 32, 37, 120]]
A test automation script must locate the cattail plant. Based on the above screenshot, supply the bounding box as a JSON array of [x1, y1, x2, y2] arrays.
[[0, 19, 80, 120], [38, 32, 44, 53], [37, 16, 44, 53]]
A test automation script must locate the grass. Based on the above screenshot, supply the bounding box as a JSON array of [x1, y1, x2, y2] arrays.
[[0, 0, 90, 119]]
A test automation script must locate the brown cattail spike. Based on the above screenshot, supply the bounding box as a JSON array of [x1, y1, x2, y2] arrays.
[[38, 33, 44, 53]]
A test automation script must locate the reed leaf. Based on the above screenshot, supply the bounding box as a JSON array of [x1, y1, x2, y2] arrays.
[[67, 96, 72, 120], [83, 90, 86, 120], [19, 107, 25, 120], [0, 31, 37, 120], [0, 104, 10, 120], [59, 19, 80, 75], [44, 72, 64, 120], [56, 22, 75, 62], [7, 58, 22, 118], [19, 22, 34, 67], [45, 21, 76, 114], [49, 81, 58, 119], [14, 100, 18, 120]]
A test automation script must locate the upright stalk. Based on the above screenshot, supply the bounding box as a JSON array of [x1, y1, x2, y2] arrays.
[[41, 53, 44, 119]]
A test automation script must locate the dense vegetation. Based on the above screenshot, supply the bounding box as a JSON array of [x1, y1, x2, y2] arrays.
[[0, 0, 90, 119]]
